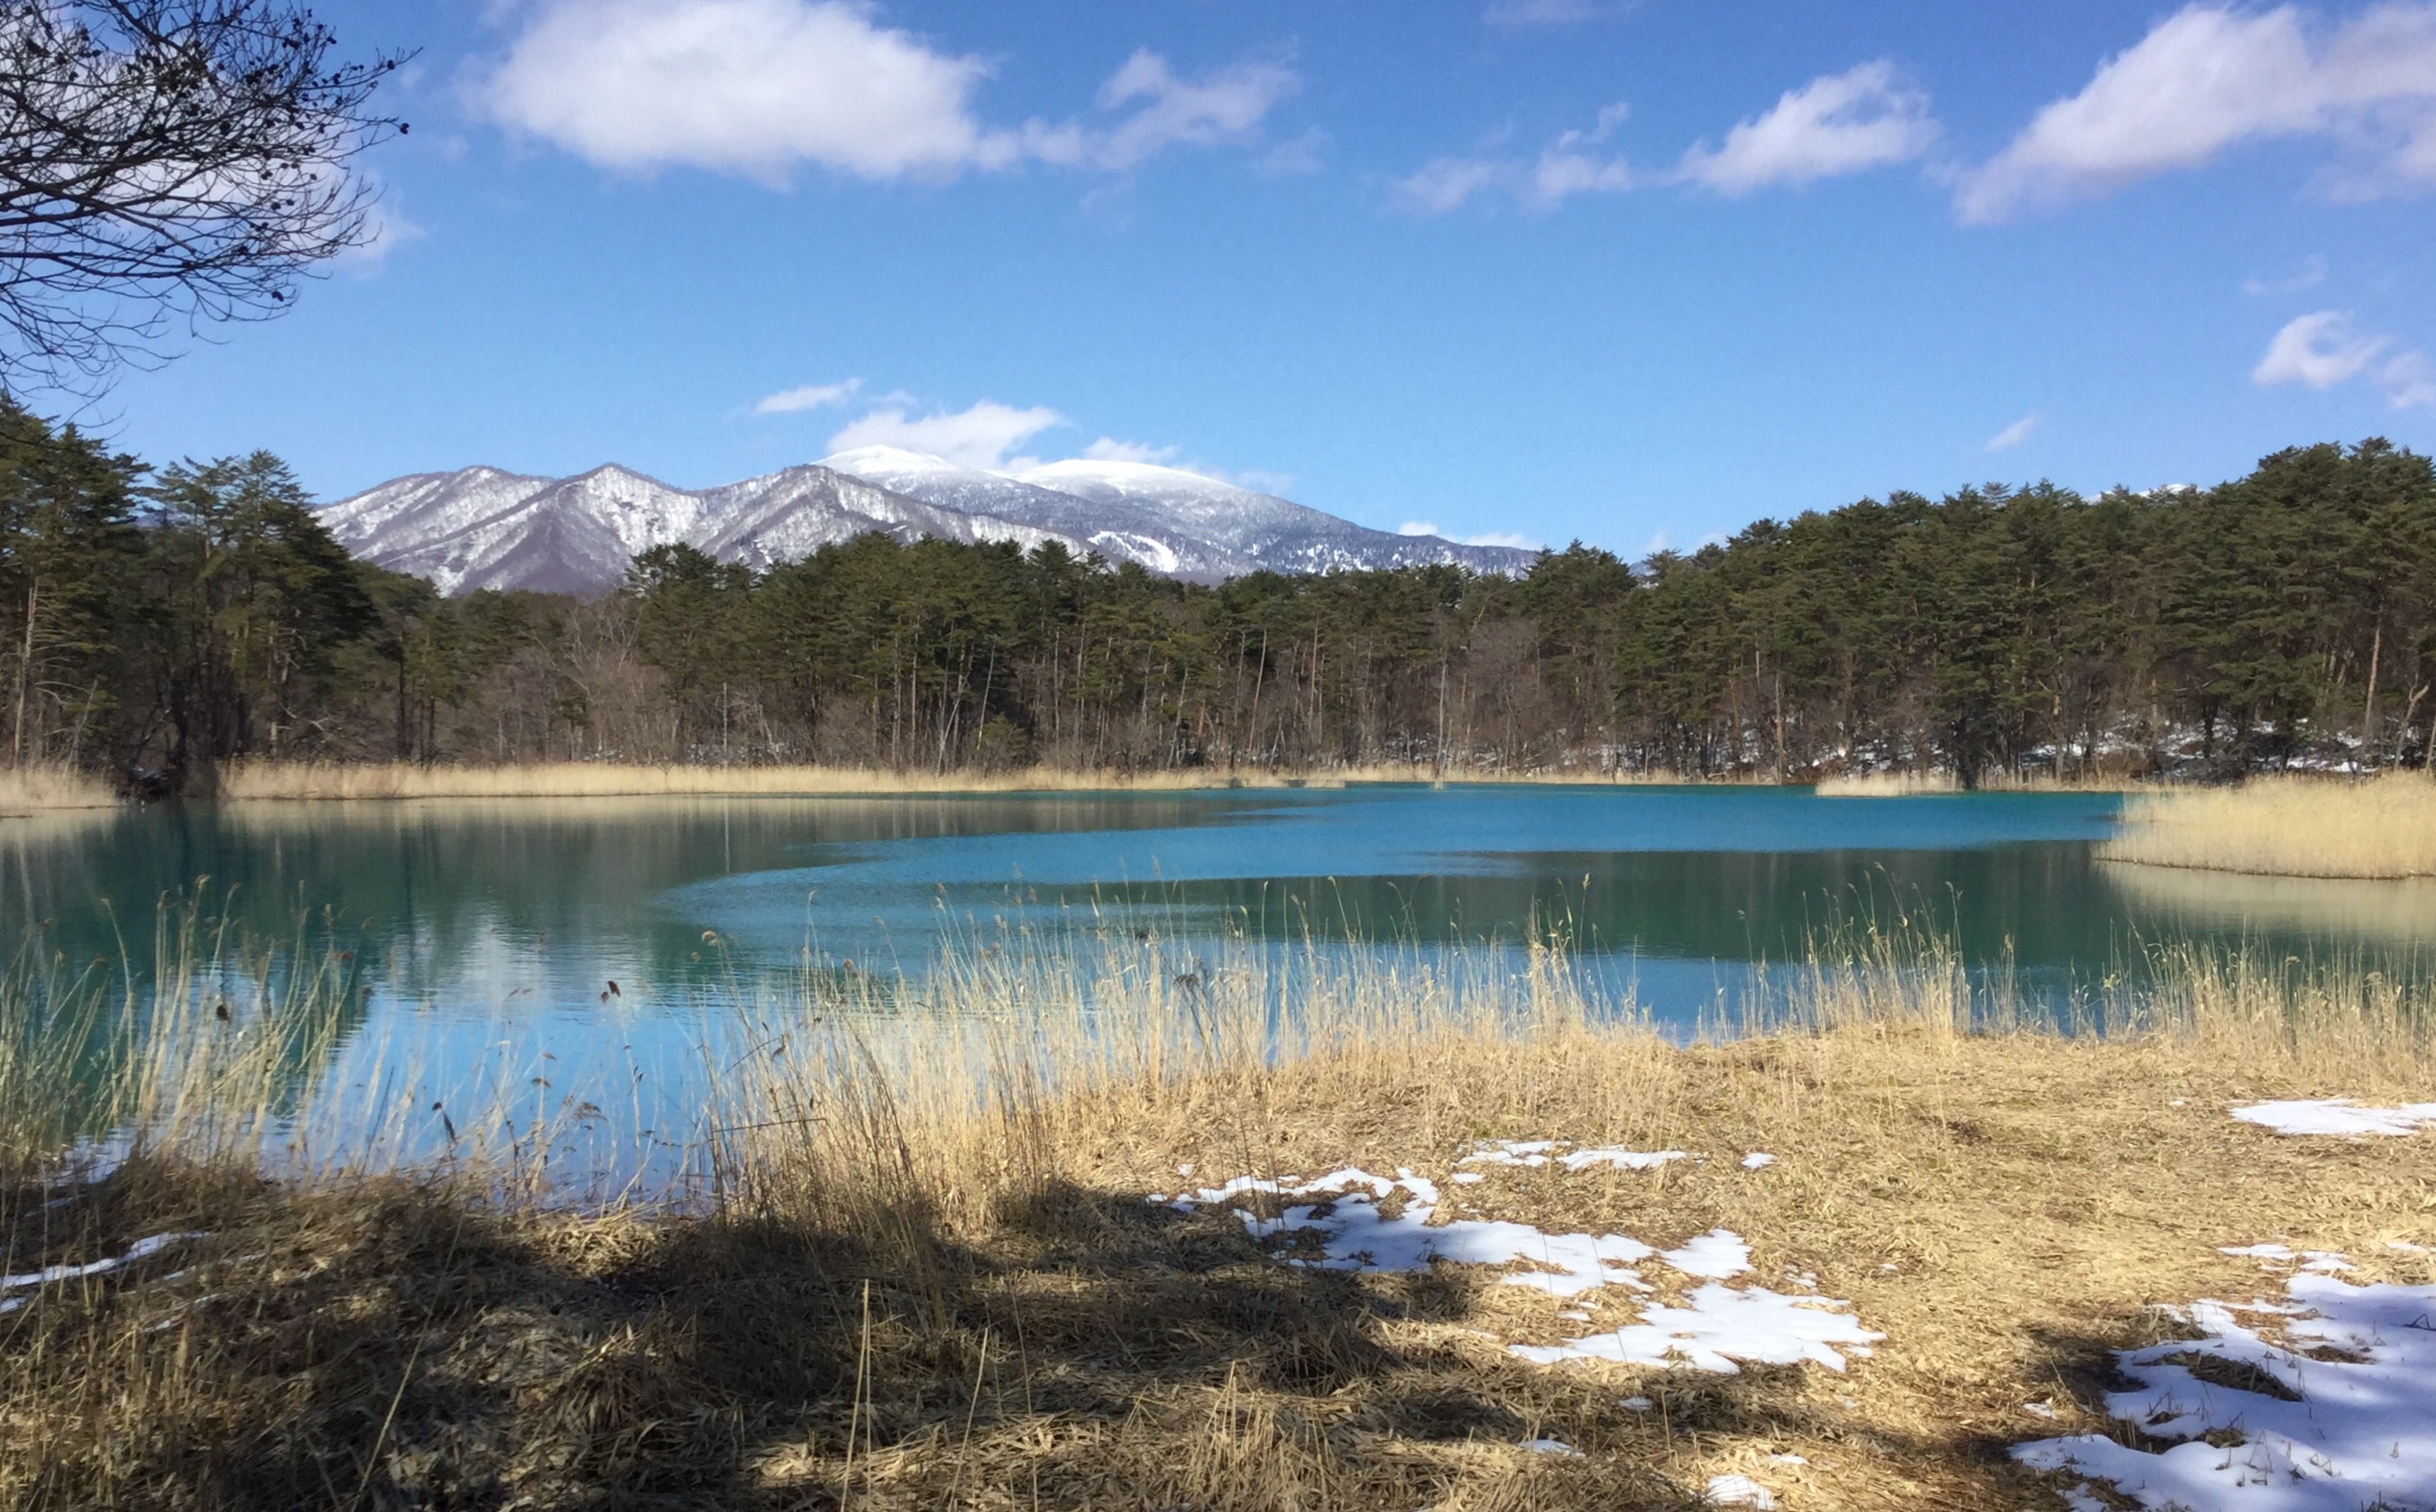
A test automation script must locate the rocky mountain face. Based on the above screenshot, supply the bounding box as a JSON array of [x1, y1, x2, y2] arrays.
[[321, 449, 1537, 596]]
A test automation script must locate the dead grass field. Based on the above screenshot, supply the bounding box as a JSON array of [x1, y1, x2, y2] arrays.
[[0, 765, 115, 816], [213, 760, 1693, 803], [4, 920, 2430, 1511], [2103, 772, 2436, 878]]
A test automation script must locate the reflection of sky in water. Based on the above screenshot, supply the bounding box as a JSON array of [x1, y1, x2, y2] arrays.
[[12, 784, 2436, 1186]]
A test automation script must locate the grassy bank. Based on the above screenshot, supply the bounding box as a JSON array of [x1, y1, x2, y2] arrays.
[[2103, 772, 2436, 878], [211, 760, 1698, 802], [3, 925, 2430, 1509], [0, 765, 115, 816]]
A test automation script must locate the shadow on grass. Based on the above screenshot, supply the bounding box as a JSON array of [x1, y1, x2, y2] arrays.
[[2, 1168, 1990, 1510]]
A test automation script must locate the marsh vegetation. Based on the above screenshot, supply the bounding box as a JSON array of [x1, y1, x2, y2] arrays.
[[2, 911, 2429, 1510]]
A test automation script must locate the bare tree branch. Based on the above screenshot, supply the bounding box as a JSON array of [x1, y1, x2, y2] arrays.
[[0, 1, 408, 392]]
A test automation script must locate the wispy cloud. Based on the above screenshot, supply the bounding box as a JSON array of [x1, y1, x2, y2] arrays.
[[2244, 253, 2330, 297], [1674, 61, 1938, 196], [1986, 412, 2041, 453], [1483, 0, 1608, 25], [827, 400, 1067, 470], [2252, 310, 2436, 408], [1957, 3, 2436, 224], [1080, 437, 1181, 465], [1400, 521, 1546, 549], [1398, 63, 1937, 214], [754, 378, 862, 416], [474, 1, 1297, 185]]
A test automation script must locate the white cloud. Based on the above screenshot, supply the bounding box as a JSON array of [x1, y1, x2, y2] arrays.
[[2252, 310, 2436, 408], [475, 1, 1296, 184], [2244, 253, 2330, 296], [1081, 437, 1181, 465], [1257, 127, 1329, 178], [1399, 521, 1544, 549], [2254, 310, 2389, 388], [1674, 60, 1938, 195], [1484, 0, 1607, 24], [1084, 50, 1299, 172], [827, 400, 1066, 469], [1957, 3, 2436, 224], [754, 378, 862, 415], [476, 0, 1007, 182], [1394, 154, 1509, 214], [1986, 412, 2041, 452], [336, 180, 425, 272], [1403, 67, 1935, 214]]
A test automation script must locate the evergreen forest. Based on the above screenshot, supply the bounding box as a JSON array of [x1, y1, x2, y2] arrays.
[[5, 399, 2430, 791]]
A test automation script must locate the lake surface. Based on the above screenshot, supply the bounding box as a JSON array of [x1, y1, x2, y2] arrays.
[[8, 783, 2433, 1182]]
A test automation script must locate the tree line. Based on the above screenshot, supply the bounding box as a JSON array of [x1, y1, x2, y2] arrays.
[[4, 402, 2430, 789]]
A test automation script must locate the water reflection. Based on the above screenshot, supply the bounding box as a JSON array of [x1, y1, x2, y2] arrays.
[[3, 784, 2431, 1182]]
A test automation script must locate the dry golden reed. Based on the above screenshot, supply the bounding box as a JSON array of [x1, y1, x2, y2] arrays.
[[0, 763, 114, 815], [2104, 772, 2436, 878], [216, 758, 1689, 802]]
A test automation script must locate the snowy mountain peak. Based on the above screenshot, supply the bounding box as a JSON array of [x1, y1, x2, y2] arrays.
[[324, 454, 1539, 597]]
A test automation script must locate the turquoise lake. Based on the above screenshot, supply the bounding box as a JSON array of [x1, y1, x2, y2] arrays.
[[9, 783, 2432, 1182]]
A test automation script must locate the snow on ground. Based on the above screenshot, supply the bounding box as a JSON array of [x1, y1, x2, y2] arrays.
[[0, 1233, 201, 1314], [1163, 1150, 1878, 1376], [1457, 1139, 1687, 1171], [2015, 1259, 2436, 1512], [1705, 1472, 1779, 1507], [2230, 1099, 2436, 1137]]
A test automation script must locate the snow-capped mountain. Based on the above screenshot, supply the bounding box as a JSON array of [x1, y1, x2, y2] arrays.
[[323, 452, 1536, 596]]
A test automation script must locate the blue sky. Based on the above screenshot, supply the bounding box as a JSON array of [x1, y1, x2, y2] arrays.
[[93, 0, 2436, 554]]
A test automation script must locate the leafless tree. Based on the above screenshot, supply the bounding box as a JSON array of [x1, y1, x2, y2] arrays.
[[0, 1, 406, 390]]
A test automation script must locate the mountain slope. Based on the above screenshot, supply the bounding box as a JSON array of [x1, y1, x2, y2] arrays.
[[323, 452, 1538, 595], [1009, 459, 1534, 576]]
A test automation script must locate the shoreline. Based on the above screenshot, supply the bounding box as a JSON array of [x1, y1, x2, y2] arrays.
[[6, 1018, 2429, 1510]]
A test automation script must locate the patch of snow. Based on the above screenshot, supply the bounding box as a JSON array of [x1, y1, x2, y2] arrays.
[[1521, 1438, 1582, 1456], [2023, 1400, 2059, 1419], [1741, 1152, 1778, 1170], [2230, 1099, 2436, 1138], [1452, 1171, 1485, 1185], [1168, 1159, 1879, 1375], [1511, 1283, 1881, 1373], [2220, 1243, 2355, 1273], [1705, 1473, 1778, 1508], [1, 1233, 200, 1293], [1560, 1147, 1687, 1172], [1661, 1229, 1753, 1279], [1459, 1139, 1687, 1174], [2014, 1269, 2436, 1512], [1767, 1452, 1808, 1465], [1459, 1140, 1563, 1168], [1619, 1395, 1656, 1412], [1169, 1166, 1652, 1297]]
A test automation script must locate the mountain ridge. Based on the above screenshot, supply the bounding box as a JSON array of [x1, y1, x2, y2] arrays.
[[321, 452, 1538, 596]]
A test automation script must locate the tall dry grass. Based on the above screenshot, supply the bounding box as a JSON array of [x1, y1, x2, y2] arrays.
[[2103, 772, 2436, 878], [0, 763, 114, 815], [214, 759, 1692, 802]]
